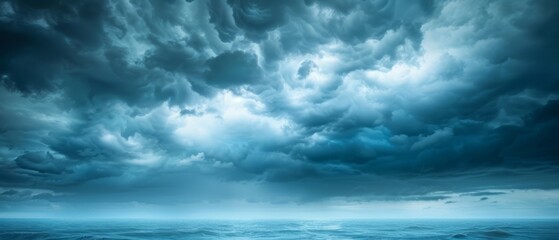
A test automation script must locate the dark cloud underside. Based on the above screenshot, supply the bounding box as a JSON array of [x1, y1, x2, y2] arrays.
[[0, 0, 558, 215]]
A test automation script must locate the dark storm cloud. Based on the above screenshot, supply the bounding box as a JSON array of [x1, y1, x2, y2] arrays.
[[311, 0, 434, 45], [0, 0, 558, 212], [207, 0, 239, 43], [297, 60, 317, 80], [0, 189, 32, 202], [204, 50, 263, 88], [226, 0, 301, 40], [460, 191, 507, 197], [0, 1, 107, 92], [14, 152, 66, 175], [403, 195, 451, 201]]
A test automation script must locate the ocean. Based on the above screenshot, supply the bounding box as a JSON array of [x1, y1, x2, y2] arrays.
[[0, 219, 557, 239]]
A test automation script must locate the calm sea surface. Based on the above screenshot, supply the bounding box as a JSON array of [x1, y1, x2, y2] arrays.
[[0, 219, 557, 239]]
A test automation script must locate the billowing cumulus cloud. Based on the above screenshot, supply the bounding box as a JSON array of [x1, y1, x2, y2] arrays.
[[1, 0, 558, 218]]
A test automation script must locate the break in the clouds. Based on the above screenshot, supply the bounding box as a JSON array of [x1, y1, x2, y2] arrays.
[[1, 0, 559, 219]]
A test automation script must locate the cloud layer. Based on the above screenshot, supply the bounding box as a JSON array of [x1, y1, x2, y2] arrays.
[[1, 0, 558, 217]]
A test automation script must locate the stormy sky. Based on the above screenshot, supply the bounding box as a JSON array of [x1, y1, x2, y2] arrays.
[[1, 0, 559, 219]]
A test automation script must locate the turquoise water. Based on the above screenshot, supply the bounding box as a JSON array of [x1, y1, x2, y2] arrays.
[[0, 219, 557, 239]]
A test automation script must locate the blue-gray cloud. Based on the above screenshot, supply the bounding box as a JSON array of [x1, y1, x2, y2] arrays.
[[0, 0, 558, 214]]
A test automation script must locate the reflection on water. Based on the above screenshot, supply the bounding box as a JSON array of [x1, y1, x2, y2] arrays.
[[0, 219, 557, 239]]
